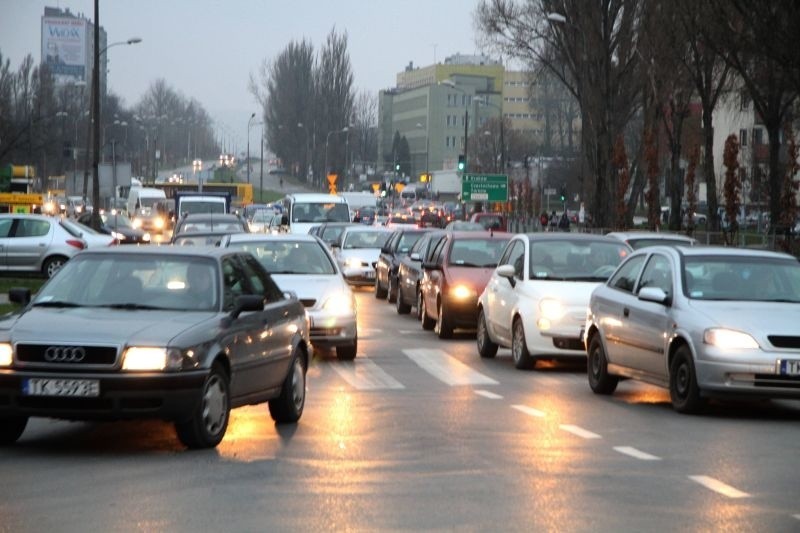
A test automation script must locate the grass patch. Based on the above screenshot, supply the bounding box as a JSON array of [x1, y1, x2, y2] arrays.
[[0, 277, 46, 294], [0, 303, 19, 315]]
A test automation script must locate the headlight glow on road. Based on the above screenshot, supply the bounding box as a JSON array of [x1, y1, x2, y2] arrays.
[[0, 343, 12, 366], [703, 328, 759, 350]]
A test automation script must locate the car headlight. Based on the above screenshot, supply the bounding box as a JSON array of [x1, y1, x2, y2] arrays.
[[0, 343, 12, 366], [154, 217, 165, 229], [539, 298, 566, 320], [122, 347, 182, 371], [322, 292, 355, 315], [111, 231, 126, 241], [703, 328, 760, 350], [344, 257, 363, 268], [142, 232, 151, 242], [132, 218, 142, 229], [450, 285, 476, 300]]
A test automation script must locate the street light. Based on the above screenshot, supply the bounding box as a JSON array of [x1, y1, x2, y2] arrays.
[[246, 112, 256, 184], [441, 79, 470, 173], [478, 99, 505, 173], [90, 25, 142, 229], [324, 126, 349, 191]]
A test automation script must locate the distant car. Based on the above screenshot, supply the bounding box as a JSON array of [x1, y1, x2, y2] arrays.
[[395, 230, 448, 317], [444, 221, 485, 232], [605, 231, 696, 250], [0, 214, 87, 278], [77, 211, 150, 245], [60, 218, 117, 248], [478, 233, 631, 369], [307, 222, 358, 248], [332, 226, 392, 286], [419, 231, 511, 338], [0, 246, 310, 447], [469, 212, 507, 232], [353, 206, 377, 225], [221, 233, 358, 360], [171, 213, 248, 243], [375, 229, 428, 302], [385, 212, 419, 230], [585, 245, 800, 412]]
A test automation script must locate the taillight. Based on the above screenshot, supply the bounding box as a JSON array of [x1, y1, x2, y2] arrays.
[[109, 239, 120, 246], [66, 239, 85, 250]]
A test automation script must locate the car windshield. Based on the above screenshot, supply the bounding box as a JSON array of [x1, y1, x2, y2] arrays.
[[229, 240, 336, 275], [683, 256, 800, 302], [250, 210, 273, 223], [292, 202, 350, 223], [181, 201, 226, 215], [343, 230, 390, 249], [32, 254, 219, 311], [529, 240, 629, 280], [448, 237, 511, 267], [397, 232, 424, 253], [178, 220, 243, 233], [102, 213, 134, 228]]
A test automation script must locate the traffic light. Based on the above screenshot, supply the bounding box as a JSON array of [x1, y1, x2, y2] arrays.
[[559, 186, 566, 203], [395, 163, 400, 172], [457, 154, 466, 172]]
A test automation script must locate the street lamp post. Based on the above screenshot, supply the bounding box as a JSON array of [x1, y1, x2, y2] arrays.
[[246, 112, 256, 184], [479, 100, 505, 172], [324, 127, 349, 190], [416, 122, 429, 179], [441, 79, 470, 173], [90, 25, 142, 229]]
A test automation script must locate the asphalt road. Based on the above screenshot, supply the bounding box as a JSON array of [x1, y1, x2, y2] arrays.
[[2, 288, 799, 532]]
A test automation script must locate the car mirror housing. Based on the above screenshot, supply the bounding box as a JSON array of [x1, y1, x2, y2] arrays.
[[638, 286, 669, 305], [421, 262, 441, 271], [9, 287, 31, 306], [496, 264, 516, 287], [229, 294, 265, 320], [410, 252, 421, 261]]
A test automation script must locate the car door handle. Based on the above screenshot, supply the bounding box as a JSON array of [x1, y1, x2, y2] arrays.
[[623, 307, 630, 317]]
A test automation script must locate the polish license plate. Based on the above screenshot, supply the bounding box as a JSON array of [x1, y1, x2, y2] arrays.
[[365, 270, 375, 279], [23, 378, 100, 397], [778, 360, 800, 376]]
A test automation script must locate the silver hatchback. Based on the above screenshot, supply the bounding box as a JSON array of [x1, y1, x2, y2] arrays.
[[0, 214, 87, 278], [585, 246, 800, 413]]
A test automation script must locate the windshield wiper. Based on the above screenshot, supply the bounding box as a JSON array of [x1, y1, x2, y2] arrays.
[[99, 303, 167, 310], [32, 301, 82, 308], [567, 276, 609, 282]]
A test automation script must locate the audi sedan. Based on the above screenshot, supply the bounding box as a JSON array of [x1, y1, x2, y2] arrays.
[[478, 233, 630, 369], [0, 247, 310, 448], [585, 246, 800, 413], [332, 226, 391, 286]]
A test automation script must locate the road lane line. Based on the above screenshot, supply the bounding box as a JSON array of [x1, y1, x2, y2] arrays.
[[689, 476, 750, 498], [793, 514, 800, 521], [511, 404, 546, 417], [559, 424, 602, 439], [613, 446, 661, 461], [330, 358, 405, 390], [403, 349, 499, 386], [399, 330, 419, 335], [475, 390, 503, 399]]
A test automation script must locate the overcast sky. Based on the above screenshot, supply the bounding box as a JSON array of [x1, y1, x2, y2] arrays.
[[1, 0, 483, 150]]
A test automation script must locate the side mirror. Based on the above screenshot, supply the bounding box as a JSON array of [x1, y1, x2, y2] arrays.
[[638, 286, 669, 305], [229, 294, 264, 320], [9, 288, 31, 306], [410, 252, 421, 261], [281, 215, 289, 226], [381, 245, 391, 254], [496, 264, 516, 287]]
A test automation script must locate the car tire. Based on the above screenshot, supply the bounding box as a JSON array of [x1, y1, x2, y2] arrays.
[[421, 295, 435, 330], [269, 349, 307, 423], [434, 299, 453, 339], [336, 335, 358, 361], [43, 255, 68, 278], [387, 275, 398, 303], [175, 362, 230, 449], [415, 289, 424, 321], [669, 345, 705, 414], [396, 284, 411, 314], [476, 309, 498, 359], [588, 335, 618, 394], [511, 317, 536, 370], [0, 416, 28, 445], [375, 273, 387, 299]]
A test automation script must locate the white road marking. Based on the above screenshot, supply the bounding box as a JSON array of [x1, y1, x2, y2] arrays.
[[559, 424, 602, 439], [403, 348, 499, 386], [793, 514, 800, 521], [689, 476, 750, 498], [511, 404, 546, 417], [330, 358, 405, 390], [399, 330, 419, 335], [613, 446, 661, 461], [474, 390, 503, 400], [359, 328, 383, 337]]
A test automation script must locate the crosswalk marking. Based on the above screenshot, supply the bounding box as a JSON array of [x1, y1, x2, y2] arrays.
[[559, 424, 602, 439], [613, 446, 661, 461], [511, 404, 546, 417], [403, 348, 499, 386], [689, 476, 750, 498], [330, 358, 405, 390], [475, 390, 503, 400]]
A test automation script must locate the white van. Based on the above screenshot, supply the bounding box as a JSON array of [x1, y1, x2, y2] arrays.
[[127, 187, 167, 217], [281, 193, 350, 234]]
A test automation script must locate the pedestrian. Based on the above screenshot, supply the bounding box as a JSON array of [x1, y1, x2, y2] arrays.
[[549, 210, 558, 229], [558, 211, 571, 231], [539, 211, 549, 231]]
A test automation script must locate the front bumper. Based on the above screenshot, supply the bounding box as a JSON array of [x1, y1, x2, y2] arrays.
[[0, 369, 207, 421], [443, 296, 480, 328], [343, 267, 377, 286], [307, 309, 357, 348], [523, 311, 587, 358], [695, 350, 800, 399]]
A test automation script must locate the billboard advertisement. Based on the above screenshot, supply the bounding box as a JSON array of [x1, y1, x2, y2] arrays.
[[41, 16, 87, 81]]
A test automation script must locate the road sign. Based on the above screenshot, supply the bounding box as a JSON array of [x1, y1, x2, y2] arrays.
[[461, 174, 508, 202], [0, 193, 43, 205], [544, 188, 556, 195]]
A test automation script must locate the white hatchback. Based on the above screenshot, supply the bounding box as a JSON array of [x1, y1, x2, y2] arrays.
[[477, 233, 631, 369]]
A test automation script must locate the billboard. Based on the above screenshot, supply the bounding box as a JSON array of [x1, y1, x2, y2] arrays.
[[41, 16, 87, 81]]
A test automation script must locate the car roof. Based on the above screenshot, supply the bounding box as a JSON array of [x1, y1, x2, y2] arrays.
[[606, 231, 696, 242], [79, 246, 236, 259], [227, 233, 318, 243], [674, 245, 796, 260], [179, 213, 241, 222], [524, 232, 629, 244], [286, 193, 346, 202]]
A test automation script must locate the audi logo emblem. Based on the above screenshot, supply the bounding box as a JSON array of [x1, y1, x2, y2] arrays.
[[44, 346, 86, 363]]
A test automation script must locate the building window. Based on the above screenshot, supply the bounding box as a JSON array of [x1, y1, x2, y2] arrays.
[[739, 128, 748, 147], [753, 128, 763, 145]]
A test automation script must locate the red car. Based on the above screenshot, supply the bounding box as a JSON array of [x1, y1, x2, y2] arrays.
[[469, 212, 507, 232], [419, 231, 511, 338]]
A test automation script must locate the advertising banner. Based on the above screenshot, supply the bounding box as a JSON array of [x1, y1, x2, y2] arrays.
[[41, 16, 86, 80]]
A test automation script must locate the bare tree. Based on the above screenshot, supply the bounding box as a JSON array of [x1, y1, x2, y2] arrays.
[[351, 90, 378, 177]]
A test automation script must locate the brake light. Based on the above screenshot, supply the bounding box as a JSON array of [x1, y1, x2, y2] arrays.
[[66, 239, 85, 250], [109, 238, 120, 246]]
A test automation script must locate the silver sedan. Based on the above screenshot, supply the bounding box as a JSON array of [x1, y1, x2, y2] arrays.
[[585, 245, 800, 413]]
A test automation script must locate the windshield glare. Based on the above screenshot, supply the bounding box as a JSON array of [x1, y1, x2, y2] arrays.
[[449, 238, 511, 267], [530, 240, 629, 280], [229, 241, 335, 275], [343, 231, 390, 249], [684, 256, 800, 301]]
